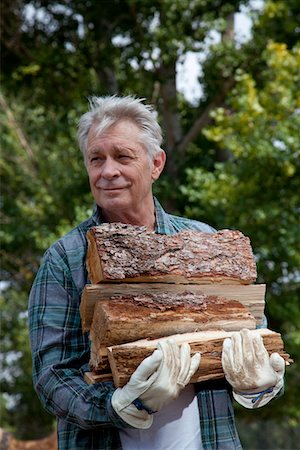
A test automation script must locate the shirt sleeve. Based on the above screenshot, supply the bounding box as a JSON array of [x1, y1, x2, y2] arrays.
[[28, 245, 129, 430]]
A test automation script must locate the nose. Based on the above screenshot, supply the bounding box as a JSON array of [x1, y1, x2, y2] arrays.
[[101, 157, 121, 180]]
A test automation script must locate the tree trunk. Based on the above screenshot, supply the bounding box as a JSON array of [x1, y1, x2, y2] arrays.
[[157, 58, 182, 178], [222, 12, 235, 43], [97, 66, 119, 94], [177, 77, 235, 154]]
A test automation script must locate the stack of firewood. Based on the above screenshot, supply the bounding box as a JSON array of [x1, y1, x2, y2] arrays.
[[80, 223, 291, 387]]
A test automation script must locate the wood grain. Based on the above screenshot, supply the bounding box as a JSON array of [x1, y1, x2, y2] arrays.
[[80, 283, 266, 332]]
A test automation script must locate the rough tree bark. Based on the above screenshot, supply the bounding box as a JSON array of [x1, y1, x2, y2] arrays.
[[86, 224, 257, 284]]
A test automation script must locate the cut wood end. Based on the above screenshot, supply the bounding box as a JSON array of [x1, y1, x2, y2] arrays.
[[86, 229, 103, 284], [84, 371, 113, 384]]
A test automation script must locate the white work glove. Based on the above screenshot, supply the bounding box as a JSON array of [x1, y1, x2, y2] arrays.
[[111, 339, 201, 428], [222, 328, 285, 409]]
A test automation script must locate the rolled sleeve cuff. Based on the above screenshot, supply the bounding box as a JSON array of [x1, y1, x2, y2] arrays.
[[106, 391, 135, 429]]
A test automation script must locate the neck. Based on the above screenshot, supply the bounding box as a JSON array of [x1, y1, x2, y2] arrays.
[[101, 203, 156, 232]]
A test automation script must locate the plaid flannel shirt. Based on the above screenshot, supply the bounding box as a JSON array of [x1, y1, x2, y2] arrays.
[[29, 198, 242, 450]]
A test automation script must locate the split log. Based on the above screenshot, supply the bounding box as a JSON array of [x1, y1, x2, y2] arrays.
[[88, 292, 256, 371], [86, 224, 257, 284], [80, 283, 266, 332], [84, 371, 113, 384], [106, 329, 291, 388], [89, 344, 110, 374]]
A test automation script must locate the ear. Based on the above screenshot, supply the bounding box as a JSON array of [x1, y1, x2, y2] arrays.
[[151, 150, 166, 181]]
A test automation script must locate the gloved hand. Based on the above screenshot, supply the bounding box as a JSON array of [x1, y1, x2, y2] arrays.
[[222, 328, 285, 408], [111, 339, 201, 428]]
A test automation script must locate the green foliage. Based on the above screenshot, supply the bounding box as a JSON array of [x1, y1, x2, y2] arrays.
[[0, 96, 92, 435], [0, 288, 55, 438], [252, 0, 300, 49], [236, 415, 300, 450]]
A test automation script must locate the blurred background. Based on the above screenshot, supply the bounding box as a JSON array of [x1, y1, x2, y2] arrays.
[[1, 0, 299, 448]]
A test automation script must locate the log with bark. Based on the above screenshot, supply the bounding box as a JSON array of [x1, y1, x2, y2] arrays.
[[82, 224, 292, 389], [88, 292, 257, 371], [80, 283, 266, 332], [86, 224, 257, 284], [84, 329, 292, 387]]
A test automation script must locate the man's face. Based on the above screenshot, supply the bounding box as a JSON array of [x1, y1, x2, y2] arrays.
[[86, 120, 165, 218]]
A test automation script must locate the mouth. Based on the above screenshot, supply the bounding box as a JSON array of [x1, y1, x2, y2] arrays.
[[98, 186, 130, 194], [102, 187, 126, 191]]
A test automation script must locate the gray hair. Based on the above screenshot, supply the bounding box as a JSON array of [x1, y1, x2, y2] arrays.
[[77, 95, 163, 163]]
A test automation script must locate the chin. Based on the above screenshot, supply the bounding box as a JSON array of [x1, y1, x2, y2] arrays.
[[98, 196, 131, 211]]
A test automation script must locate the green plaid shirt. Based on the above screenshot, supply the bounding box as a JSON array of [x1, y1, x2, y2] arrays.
[[29, 198, 242, 450]]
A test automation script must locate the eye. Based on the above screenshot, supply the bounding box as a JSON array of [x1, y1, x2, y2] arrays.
[[90, 155, 103, 164], [118, 153, 133, 162]]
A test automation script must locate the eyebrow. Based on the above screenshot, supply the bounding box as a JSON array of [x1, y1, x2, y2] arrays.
[[88, 144, 137, 154]]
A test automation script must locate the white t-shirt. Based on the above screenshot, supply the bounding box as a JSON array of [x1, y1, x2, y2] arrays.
[[119, 384, 203, 450]]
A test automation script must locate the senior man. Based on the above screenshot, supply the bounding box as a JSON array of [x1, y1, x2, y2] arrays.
[[29, 95, 285, 450]]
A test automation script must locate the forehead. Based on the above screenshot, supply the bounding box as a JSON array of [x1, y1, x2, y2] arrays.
[[87, 120, 142, 148]]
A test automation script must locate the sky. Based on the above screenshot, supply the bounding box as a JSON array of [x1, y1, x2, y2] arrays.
[[177, 1, 263, 104]]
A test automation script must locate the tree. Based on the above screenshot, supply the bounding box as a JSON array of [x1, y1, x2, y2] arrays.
[[0, 94, 93, 437]]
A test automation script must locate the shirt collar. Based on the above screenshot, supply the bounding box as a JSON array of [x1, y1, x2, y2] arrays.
[[153, 197, 177, 234], [91, 203, 103, 225]]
